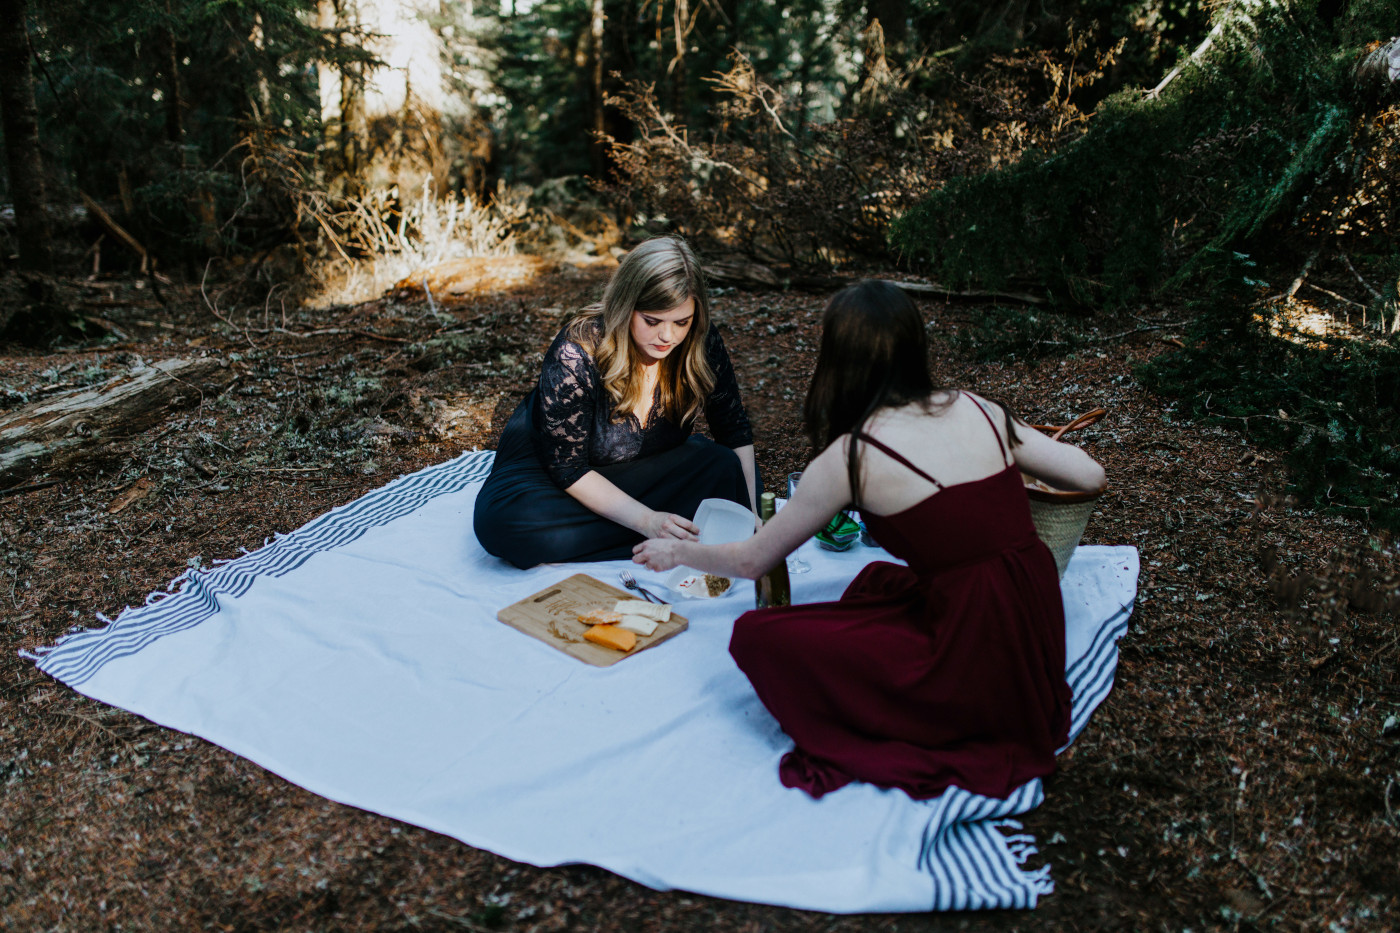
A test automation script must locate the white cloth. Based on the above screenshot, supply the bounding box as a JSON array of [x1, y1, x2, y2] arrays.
[[28, 450, 1138, 913]]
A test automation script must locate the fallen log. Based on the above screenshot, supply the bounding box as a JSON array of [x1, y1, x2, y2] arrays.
[[704, 260, 1048, 305], [0, 357, 233, 483], [703, 259, 782, 288], [890, 280, 1047, 306]]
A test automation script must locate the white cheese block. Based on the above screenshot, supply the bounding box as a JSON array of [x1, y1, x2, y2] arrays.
[[612, 600, 671, 623], [616, 614, 660, 637]]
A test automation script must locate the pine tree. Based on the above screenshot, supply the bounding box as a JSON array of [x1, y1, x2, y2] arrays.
[[0, 0, 54, 273]]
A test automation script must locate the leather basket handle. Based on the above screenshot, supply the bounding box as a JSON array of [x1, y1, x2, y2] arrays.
[[1029, 408, 1108, 442]]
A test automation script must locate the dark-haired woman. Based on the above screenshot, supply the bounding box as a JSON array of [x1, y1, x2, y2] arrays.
[[632, 280, 1105, 800], [473, 237, 757, 568]]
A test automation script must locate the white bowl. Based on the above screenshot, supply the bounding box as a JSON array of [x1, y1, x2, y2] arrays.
[[665, 498, 755, 597]]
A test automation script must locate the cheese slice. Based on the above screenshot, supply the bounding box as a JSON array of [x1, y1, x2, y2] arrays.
[[616, 614, 659, 637], [612, 599, 671, 623], [583, 624, 637, 652]]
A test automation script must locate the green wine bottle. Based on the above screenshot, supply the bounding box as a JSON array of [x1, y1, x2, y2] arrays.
[[754, 492, 792, 609]]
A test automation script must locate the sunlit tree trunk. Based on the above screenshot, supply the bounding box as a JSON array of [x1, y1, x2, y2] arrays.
[[0, 0, 53, 273], [249, 12, 273, 124], [316, 0, 449, 195], [588, 0, 607, 176], [670, 0, 687, 112]]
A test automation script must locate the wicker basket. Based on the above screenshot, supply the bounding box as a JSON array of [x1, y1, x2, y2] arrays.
[[1024, 408, 1107, 578]]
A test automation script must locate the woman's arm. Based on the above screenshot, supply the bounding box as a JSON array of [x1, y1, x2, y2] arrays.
[[733, 444, 758, 514], [701, 328, 757, 515], [633, 438, 852, 578], [566, 470, 699, 540], [1010, 418, 1107, 494], [964, 393, 1105, 494]]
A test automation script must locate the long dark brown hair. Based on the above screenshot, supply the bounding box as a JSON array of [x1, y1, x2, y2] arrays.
[[803, 280, 1018, 507]]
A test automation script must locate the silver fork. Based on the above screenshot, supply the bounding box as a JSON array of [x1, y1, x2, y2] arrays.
[[618, 570, 664, 604]]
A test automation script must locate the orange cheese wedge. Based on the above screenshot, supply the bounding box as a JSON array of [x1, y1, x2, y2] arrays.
[[583, 624, 637, 653]]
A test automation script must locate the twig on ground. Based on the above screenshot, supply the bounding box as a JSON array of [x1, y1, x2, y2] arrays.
[[1339, 253, 1386, 305], [1302, 282, 1367, 310], [423, 276, 441, 320], [1088, 322, 1190, 344], [201, 259, 260, 352], [52, 709, 126, 739], [0, 480, 61, 498], [422, 908, 502, 933], [199, 269, 410, 346], [1287, 246, 1322, 298]]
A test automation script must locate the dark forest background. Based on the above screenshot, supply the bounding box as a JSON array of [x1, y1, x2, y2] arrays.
[[0, 0, 1397, 526]]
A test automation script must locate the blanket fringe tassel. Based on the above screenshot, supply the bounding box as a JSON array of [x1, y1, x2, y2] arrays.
[[994, 819, 1055, 900]]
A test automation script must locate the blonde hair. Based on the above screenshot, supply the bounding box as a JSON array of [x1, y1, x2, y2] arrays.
[[568, 236, 716, 424]]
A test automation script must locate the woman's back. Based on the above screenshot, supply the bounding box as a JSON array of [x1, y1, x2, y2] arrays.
[[854, 390, 1105, 522], [853, 392, 1014, 519], [729, 389, 1073, 800]]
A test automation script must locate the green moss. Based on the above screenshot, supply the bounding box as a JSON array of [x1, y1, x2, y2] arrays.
[[1138, 277, 1400, 528], [890, 0, 1382, 306]]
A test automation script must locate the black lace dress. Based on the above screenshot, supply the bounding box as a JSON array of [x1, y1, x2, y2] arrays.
[[473, 320, 754, 568]]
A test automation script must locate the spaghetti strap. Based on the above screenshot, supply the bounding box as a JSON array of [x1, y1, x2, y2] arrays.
[[853, 432, 944, 489], [969, 396, 1011, 465]]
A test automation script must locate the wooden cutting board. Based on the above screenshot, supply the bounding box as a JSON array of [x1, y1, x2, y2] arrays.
[[497, 573, 689, 667]]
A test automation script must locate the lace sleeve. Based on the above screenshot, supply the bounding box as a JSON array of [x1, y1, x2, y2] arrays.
[[702, 327, 754, 449], [532, 331, 599, 488]]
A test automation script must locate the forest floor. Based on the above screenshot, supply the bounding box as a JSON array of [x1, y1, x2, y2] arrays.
[[1, 258, 1397, 932]]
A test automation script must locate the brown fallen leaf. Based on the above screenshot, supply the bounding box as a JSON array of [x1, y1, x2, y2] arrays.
[[107, 476, 154, 514], [1307, 651, 1337, 671]]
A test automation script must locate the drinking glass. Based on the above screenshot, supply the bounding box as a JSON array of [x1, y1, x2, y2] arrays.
[[786, 471, 803, 499], [784, 472, 811, 573]]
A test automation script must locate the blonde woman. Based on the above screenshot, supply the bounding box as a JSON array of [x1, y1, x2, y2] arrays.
[[474, 237, 757, 568]]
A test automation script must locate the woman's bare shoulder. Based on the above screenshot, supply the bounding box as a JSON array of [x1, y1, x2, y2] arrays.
[[860, 392, 962, 438]]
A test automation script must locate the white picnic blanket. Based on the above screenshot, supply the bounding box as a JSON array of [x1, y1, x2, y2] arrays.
[[27, 450, 1137, 913]]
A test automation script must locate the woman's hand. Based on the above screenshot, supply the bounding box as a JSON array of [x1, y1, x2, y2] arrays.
[[633, 538, 683, 572], [640, 510, 700, 541]]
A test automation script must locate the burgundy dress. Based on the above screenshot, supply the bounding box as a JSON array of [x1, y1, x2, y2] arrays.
[[729, 407, 1072, 800]]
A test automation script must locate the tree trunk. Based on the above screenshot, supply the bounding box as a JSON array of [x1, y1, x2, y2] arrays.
[[654, 0, 666, 106], [250, 12, 274, 123], [0, 0, 53, 274], [0, 357, 234, 483], [670, 0, 687, 111], [601, 0, 637, 158], [720, 0, 739, 44], [162, 1, 186, 158], [588, 0, 607, 176]]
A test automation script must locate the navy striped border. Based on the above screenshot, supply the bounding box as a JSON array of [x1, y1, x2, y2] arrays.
[[28, 451, 495, 686], [916, 596, 1132, 910]]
